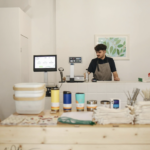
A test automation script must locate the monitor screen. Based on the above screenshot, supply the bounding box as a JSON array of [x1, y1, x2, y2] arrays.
[[33, 55, 57, 72]]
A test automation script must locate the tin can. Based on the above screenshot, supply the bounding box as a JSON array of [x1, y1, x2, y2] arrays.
[[51, 87, 59, 112], [100, 100, 111, 108], [75, 93, 85, 111], [87, 100, 97, 111], [63, 91, 72, 112]]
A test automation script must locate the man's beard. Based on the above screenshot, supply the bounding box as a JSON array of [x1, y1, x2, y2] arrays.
[[97, 55, 103, 59]]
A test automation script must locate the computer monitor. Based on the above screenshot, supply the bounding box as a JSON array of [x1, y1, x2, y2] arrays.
[[33, 55, 57, 72]]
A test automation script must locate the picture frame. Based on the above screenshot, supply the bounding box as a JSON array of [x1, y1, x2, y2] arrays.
[[94, 35, 129, 60]]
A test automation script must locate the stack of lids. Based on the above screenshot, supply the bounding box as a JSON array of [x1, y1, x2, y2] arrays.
[[134, 101, 150, 124]]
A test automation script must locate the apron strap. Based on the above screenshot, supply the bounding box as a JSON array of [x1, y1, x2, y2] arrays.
[[97, 59, 100, 71]]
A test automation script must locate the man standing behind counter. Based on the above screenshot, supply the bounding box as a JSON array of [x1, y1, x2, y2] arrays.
[[88, 44, 120, 81]]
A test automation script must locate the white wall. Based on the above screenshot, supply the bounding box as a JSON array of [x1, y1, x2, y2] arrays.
[[56, 0, 150, 81], [0, 8, 31, 120], [0, 8, 20, 120], [26, 0, 56, 85], [1, 0, 56, 84], [19, 9, 32, 82]]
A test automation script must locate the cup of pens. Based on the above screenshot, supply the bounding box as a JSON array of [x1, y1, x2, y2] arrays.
[[127, 98, 137, 106], [124, 88, 140, 106]]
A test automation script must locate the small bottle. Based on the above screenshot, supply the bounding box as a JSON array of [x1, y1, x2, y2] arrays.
[[86, 69, 89, 82]]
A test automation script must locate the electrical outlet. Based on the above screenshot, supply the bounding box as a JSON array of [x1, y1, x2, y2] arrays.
[[46, 87, 51, 97]]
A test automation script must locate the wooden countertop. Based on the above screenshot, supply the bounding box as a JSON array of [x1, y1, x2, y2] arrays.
[[1, 110, 150, 150]]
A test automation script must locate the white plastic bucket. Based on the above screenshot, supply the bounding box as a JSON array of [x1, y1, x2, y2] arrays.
[[13, 83, 46, 114]]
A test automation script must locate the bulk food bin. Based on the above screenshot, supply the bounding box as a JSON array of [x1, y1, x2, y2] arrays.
[[13, 83, 46, 114]]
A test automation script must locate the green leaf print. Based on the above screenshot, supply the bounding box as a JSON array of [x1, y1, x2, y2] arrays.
[[116, 40, 121, 45], [110, 46, 113, 54], [112, 48, 116, 55], [117, 49, 120, 55], [120, 49, 123, 53], [106, 49, 109, 54], [114, 38, 119, 41], [123, 41, 126, 45], [118, 44, 123, 48], [106, 42, 109, 49], [120, 54, 124, 57], [103, 41, 106, 45]]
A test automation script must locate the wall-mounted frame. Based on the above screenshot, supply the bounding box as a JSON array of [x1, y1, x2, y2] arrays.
[[94, 35, 129, 60]]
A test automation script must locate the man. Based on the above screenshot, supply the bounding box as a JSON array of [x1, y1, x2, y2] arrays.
[[88, 44, 120, 81]]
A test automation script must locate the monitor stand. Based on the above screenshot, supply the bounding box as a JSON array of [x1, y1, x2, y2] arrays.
[[44, 72, 55, 97], [44, 72, 48, 86]]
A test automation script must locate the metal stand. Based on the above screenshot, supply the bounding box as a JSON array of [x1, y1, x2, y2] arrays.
[[59, 71, 65, 83], [44, 72, 48, 86]]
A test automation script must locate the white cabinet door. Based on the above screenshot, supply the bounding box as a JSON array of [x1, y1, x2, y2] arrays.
[[20, 35, 29, 82]]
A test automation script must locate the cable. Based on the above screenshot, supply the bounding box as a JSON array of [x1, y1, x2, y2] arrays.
[[59, 83, 63, 89]]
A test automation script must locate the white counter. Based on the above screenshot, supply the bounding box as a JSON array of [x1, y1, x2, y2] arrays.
[[45, 81, 150, 110]]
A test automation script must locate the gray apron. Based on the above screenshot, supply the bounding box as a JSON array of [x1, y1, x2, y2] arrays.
[[94, 58, 112, 81]]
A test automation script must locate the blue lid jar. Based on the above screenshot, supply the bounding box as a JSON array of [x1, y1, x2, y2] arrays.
[[113, 99, 119, 109]]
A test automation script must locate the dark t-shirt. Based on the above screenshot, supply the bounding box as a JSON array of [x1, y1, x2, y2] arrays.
[[88, 56, 116, 74]]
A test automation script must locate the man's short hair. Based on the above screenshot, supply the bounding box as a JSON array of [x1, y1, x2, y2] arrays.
[[94, 44, 107, 51]]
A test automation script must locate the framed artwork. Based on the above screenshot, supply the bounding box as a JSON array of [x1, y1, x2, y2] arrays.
[[94, 35, 129, 60]]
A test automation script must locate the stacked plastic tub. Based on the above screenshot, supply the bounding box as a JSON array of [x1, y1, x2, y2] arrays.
[[13, 83, 46, 114]]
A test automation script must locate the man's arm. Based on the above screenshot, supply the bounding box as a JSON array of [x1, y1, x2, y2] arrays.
[[113, 71, 120, 81]]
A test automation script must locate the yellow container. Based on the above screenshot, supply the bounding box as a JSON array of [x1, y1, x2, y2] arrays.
[[51, 87, 60, 112]]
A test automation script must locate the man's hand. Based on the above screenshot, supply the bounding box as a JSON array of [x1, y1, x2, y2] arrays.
[[114, 77, 120, 81], [113, 72, 120, 81]]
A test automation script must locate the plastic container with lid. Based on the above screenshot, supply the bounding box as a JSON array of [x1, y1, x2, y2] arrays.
[[111, 99, 121, 109], [100, 100, 111, 108], [13, 83, 46, 114], [87, 100, 97, 111]]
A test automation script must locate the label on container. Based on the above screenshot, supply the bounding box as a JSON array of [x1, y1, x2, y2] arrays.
[[63, 104, 72, 110], [51, 102, 59, 110], [101, 104, 110, 108], [87, 104, 97, 109], [113, 100, 119, 109], [76, 103, 84, 110]]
